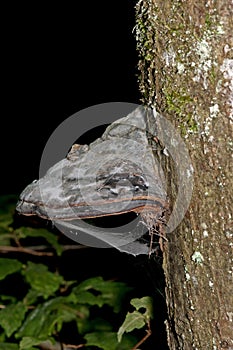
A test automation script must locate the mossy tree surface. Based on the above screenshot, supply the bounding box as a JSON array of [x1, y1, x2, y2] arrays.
[[136, 1, 233, 349]]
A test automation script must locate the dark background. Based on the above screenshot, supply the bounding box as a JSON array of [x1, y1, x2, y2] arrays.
[[1, 1, 140, 195], [1, 3, 169, 348]]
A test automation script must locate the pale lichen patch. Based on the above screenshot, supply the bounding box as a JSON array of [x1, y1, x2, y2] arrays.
[[184, 266, 191, 281], [192, 36, 214, 90], [177, 62, 185, 74], [208, 280, 214, 288], [219, 58, 233, 122], [226, 312, 233, 323], [200, 222, 207, 230], [225, 231, 233, 239], [163, 48, 176, 67], [192, 252, 204, 264]]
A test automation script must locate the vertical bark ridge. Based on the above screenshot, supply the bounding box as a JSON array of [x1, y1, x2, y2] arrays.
[[136, 0, 233, 348]]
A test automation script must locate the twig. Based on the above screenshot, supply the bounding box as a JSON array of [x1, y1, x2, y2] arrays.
[[62, 245, 88, 251], [0, 304, 35, 309], [0, 246, 53, 256], [0, 244, 89, 257], [131, 321, 152, 350], [38, 341, 86, 350], [16, 244, 88, 251], [62, 345, 85, 349]]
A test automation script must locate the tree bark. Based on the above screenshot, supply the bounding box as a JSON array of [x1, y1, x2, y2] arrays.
[[135, 1, 233, 349]]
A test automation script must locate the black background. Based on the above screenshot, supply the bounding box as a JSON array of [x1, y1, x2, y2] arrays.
[[1, 1, 140, 195], [1, 4, 169, 348]]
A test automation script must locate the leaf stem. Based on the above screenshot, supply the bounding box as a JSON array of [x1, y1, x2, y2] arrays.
[[131, 321, 152, 350]]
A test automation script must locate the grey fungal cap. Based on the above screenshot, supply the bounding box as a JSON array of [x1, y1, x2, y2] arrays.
[[16, 106, 167, 255]]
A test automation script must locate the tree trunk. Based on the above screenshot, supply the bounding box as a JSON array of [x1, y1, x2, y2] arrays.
[[135, 1, 233, 349]]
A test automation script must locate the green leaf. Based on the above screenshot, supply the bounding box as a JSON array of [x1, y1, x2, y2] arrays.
[[0, 258, 23, 281], [71, 277, 131, 312], [15, 227, 63, 256], [0, 214, 13, 232], [23, 290, 40, 306], [117, 297, 153, 343], [0, 195, 18, 215], [0, 233, 12, 246], [0, 332, 5, 342], [0, 302, 27, 337], [77, 316, 112, 336], [117, 311, 146, 343], [130, 296, 153, 319], [70, 290, 104, 307], [84, 332, 136, 350], [84, 332, 117, 350], [23, 262, 64, 299], [19, 337, 53, 349], [0, 343, 19, 350], [0, 195, 17, 245], [0, 295, 17, 304], [16, 297, 85, 340]]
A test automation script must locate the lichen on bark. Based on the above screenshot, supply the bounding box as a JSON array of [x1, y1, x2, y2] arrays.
[[136, 0, 233, 348]]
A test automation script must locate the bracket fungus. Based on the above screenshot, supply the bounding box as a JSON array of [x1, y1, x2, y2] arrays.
[[16, 107, 168, 255]]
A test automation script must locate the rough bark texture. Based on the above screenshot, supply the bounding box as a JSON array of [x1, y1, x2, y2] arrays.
[[135, 1, 233, 349]]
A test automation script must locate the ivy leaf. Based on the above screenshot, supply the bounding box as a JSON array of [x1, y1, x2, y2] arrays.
[[71, 276, 131, 312], [130, 296, 153, 320], [23, 262, 64, 299], [117, 311, 146, 343], [117, 297, 153, 343], [0, 258, 22, 281], [15, 227, 63, 256], [0, 302, 27, 337], [0, 343, 19, 350], [84, 331, 136, 350]]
